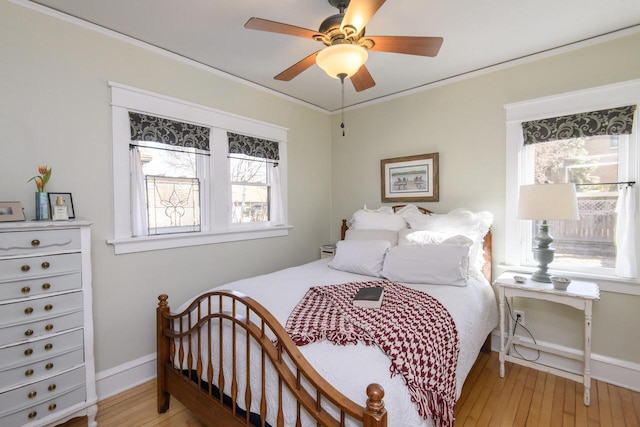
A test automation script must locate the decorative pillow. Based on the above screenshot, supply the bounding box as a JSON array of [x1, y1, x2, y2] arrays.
[[363, 205, 394, 214], [345, 229, 399, 246], [398, 229, 474, 247], [404, 208, 493, 274], [381, 244, 469, 286], [350, 209, 407, 231], [328, 240, 391, 277]]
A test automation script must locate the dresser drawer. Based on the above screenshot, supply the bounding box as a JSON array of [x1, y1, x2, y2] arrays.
[[0, 228, 81, 257], [0, 310, 84, 348], [0, 367, 86, 421], [0, 329, 83, 371], [0, 291, 83, 327], [0, 253, 81, 283], [0, 345, 84, 389], [0, 272, 81, 301], [1, 384, 86, 427]]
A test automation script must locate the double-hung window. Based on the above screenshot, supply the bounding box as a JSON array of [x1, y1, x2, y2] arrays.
[[108, 83, 289, 254], [505, 79, 639, 279]]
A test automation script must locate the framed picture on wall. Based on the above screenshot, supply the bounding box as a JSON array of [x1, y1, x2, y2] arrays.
[[0, 201, 26, 222], [381, 153, 439, 202], [48, 192, 75, 219]]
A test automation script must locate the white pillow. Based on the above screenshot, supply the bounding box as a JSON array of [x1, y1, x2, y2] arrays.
[[345, 229, 399, 246], [404, 208, 493, 274], [350, 209, 407, 231], [398, 229, 473, 247], [381, 244, 469, 286], [329, 240, 391, 277]]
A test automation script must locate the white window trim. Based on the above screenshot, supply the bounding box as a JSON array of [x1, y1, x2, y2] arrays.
[[504, 78, 640, 282], [107, 82, 290, 254]]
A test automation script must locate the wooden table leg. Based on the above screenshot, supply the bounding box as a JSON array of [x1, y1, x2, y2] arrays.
[[584, 301, 593, 406], [499, 288, 506, 378]]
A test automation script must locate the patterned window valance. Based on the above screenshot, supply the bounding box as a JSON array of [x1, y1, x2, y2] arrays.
[[129, 112, 210, 152], [522, 105, 636, 145], [227, 132, 279, 162]]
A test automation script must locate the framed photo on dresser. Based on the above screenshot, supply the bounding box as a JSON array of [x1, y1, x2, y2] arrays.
[[0, 201, 25, 222], [48, 192, 75, 219]]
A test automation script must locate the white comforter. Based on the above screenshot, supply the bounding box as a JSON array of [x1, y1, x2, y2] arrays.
[[176, 259, 498, 427]]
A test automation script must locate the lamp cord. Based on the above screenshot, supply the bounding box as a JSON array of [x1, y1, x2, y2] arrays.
[[505, 298, 540, 362]]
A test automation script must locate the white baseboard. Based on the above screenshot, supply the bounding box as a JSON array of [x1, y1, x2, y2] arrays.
[[95, 338, 640, 401], [491, 330, 640, 392], [95, 353, 157, 400]]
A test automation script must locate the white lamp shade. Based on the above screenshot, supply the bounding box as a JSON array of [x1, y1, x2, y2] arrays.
[[517, 183, 580, 220], [316, 44, 368, 79]]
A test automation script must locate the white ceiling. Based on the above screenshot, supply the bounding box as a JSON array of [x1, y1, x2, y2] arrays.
[[28, 0, 640, 112]]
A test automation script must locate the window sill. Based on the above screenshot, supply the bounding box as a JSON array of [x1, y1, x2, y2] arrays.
[[107, 225, 292, 254], [497, 264, 640, 296]]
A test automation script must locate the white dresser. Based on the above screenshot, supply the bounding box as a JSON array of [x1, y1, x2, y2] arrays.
[[0, 221, 97, 427]]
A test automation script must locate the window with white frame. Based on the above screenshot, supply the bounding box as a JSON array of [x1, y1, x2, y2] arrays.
[[108, 83, 289, 254], [505, 80, 639, 279]]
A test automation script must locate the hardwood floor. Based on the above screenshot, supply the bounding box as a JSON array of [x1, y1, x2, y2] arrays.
[[60, 352, 640, 426]]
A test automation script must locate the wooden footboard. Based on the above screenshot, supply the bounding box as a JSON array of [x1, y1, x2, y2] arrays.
[[157, 291, 387, 427]]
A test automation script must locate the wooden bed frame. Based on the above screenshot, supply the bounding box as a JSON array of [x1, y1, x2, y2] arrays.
[[156, 207, 493, 426]]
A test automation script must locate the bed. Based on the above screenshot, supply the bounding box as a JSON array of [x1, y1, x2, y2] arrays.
[[156, 205, 498, 427]]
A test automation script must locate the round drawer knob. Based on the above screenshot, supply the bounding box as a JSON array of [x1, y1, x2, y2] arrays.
[[45, 324, 54, 331], [28, 411, 37, 419], [21, 265, 31, 272], [45, 343, 53, 351], [22, 286, 31, 294], [25, 329, 34, 336], [48, 403, 57, 411], [25, 369, 34, 376], [44, 304, 53, 311], [31, 239, 41, 246], [42, 283, 51, 290], [24, 348, 33, 356], [48, 384, 57, 392], [45, 362, 54, 370], [28, 391, 37, 399], [24, 307, 34, 314], [41, 261, 50, 269]]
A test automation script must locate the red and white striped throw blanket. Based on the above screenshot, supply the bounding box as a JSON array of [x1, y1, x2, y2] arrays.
[[285, 280, 459, 427]]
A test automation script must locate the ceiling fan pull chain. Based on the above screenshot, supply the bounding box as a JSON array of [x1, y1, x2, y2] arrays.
[[339, 73, 346, 136]]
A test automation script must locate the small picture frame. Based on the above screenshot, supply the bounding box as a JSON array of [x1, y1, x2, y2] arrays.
[[381, 153, 439, 202], [48, 192, 75, 219], [0, 201, 26, 222]]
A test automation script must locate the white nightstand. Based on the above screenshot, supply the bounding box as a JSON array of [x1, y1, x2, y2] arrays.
[[320, 245, 336, 259], [495, 271, 600, 406]]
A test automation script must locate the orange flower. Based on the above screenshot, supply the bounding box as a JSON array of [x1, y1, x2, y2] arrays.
[[28, 165, 52, 192]]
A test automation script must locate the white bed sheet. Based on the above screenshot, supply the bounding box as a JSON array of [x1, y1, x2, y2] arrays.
[[176, 259, 498, 427]]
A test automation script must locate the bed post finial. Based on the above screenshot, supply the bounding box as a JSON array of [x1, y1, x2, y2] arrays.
[[341, 219, 348, 240], [363, 383, 387, 426], [158, 294, 168, 308]]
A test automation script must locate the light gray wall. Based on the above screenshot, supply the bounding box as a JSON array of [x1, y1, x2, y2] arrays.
[[330, 32, 640, 365], [1, 2, 332, 372]]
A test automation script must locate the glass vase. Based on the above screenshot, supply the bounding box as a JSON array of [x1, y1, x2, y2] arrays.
[[35, 192, 50, 220]]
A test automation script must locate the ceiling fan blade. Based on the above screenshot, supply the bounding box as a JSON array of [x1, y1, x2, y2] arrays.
[[341, 0, 386, 35], [367, 36, 444, 57], [350, 65, 376, 92], [274, 51, 321, 81], [245, 17, 321, 39]]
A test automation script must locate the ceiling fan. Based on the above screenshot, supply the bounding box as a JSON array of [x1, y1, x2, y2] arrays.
[[244, 0, 444, 92]]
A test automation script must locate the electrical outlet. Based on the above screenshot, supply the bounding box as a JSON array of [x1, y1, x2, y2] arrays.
[[514, 310, 525, 326]]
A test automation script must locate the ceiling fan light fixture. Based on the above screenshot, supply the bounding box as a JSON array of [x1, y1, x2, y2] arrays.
[[316, 44, 368, 79]]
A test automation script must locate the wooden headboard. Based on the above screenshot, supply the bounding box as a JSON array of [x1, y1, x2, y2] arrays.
[[339, 205, 493, 283]]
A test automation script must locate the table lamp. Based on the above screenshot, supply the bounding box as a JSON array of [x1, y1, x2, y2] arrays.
[[517, 183, 580, 282]]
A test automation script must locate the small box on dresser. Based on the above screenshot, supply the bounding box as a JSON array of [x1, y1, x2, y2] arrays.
[[0, 220, 97, 427]]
